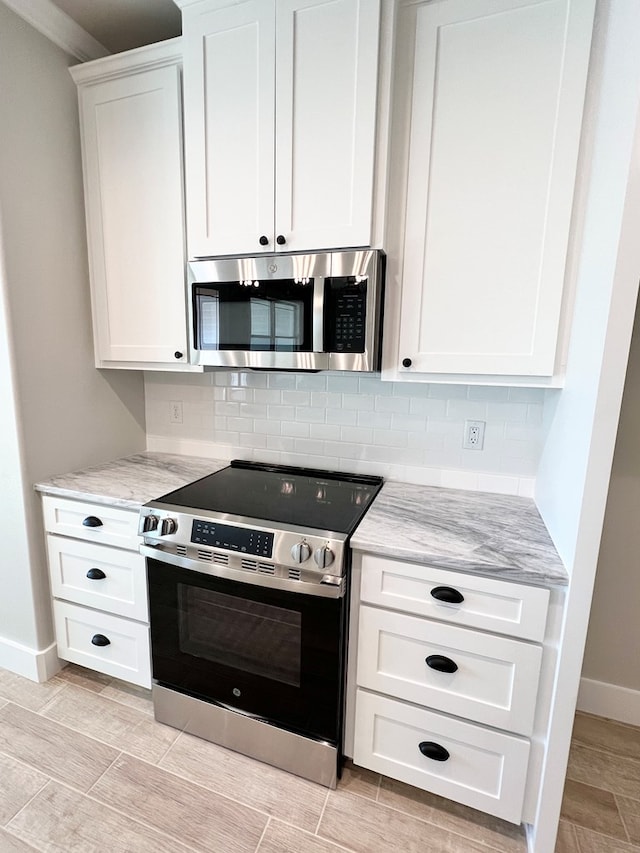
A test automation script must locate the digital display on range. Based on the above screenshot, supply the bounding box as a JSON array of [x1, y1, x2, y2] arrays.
[[190, 519, 274, 558]]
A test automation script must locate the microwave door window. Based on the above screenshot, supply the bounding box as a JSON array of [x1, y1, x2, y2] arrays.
[[195, 281, 313, 351]]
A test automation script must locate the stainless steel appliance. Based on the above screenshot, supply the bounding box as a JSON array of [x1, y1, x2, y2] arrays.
[[139, 460, 383, 788], [188, 249, 385, 371]]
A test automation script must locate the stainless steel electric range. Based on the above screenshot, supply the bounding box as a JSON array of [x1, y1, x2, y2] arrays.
[[138, 460, 383, 788]]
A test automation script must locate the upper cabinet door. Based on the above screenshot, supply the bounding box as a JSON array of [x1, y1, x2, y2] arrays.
[[274, 0, 380, 253], [182, 1, 276, 258], [397, 0, 595, 377], [75, 46, 193, 368], [181, 0, 380, 258]]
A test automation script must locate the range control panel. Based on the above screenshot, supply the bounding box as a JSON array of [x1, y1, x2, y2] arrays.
[[191, 519, 274, 558]]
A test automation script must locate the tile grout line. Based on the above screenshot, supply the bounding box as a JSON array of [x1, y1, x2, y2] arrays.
[[313, 789, 331, 836], [4, 776, 52, 833], [46, 778, 204, 853], [253, 816, 271, 853], [613, 792, 635, 846]]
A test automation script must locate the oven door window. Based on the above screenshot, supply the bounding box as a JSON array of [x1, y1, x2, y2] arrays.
[[178, 587, 301, 687], [194, 281, 313, 352], [148, 559, 344, 743]]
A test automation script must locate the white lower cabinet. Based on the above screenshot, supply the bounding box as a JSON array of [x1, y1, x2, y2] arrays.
[[42, 497, 151, 688], [351, 554, 550, 824], [353, 691, 530, 824]]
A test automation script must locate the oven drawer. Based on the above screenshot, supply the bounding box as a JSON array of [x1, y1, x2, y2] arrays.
[[360, 555, 550, 642], [47, 536, 148, 622], [42, 496, 140, 551], [53, 600, 151, 688], [353, 689, 530, 823], [357, 605, 541, 735]]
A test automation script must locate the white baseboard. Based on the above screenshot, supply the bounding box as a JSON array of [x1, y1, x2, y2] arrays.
[[577, 677, 640, 727], [0, 636, 62, 683]]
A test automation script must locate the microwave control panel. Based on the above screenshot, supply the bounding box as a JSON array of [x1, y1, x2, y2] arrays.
[[325, 278, 367, 353]]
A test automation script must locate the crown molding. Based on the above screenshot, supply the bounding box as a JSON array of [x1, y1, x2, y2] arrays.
[[2, 0, 110, 62]]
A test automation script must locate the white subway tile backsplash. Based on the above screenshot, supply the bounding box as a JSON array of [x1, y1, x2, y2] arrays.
[[281, 421, 310, 438], [294, 406, 326, 423], [144, 370, 551, 495]]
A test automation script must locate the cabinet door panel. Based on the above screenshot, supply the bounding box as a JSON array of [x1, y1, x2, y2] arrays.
[[80, 64, 189, 365], [275, 0, 380, 251], [399, 0, 594, 376], [183, 0, 276, 256]]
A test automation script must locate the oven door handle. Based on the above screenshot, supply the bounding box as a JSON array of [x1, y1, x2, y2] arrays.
[[140, 544, 345, 599]]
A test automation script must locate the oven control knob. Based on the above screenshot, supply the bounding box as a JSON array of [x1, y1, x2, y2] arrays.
[[291, 541, 312, 563], [160, 517, 178, 536], [141, 515, 159, 534], [314, 545, 335, 569]]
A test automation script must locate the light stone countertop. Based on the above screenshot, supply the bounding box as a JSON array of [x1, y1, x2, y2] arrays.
[[35, 452, 567, 587], [34, 452, 227, 509], [351, 480, 567, 586]]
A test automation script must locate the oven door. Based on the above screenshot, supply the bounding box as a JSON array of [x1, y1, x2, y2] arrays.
[[147, 557, 345, 744]]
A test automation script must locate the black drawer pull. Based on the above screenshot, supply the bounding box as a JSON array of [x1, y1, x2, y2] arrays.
[[86, 568, 106, 580], [419, 741, 450, 762], [91, 634, 110, 647], [430, 586, 464, 604], [426, 654, 458, 673], [82, 516, 103, 528]]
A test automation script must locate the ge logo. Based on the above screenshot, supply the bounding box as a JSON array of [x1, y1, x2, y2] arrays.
[[232, 687, 241, 697], [268, 264, 277, 273]]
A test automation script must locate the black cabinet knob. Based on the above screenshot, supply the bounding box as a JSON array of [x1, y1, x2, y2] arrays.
[[86, 568, 106, 581], [91, 634, 110, 647], [426, 654, 458, 673], [418, 741, 450, 762], [402, 358, 412, 368], [259, 235, 269, 246], [430, 586, 464, 604], [82, 516, 103, 528], [174, 351, 183, 359], [276, 234, 286, 245]]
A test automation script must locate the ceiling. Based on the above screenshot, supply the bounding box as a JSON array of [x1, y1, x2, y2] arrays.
[[50, 0, 182, 54]]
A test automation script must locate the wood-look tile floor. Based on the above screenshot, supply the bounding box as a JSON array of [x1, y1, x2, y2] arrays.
[[0, 665, 635, 853]]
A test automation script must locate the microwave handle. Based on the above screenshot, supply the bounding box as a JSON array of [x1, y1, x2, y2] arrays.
[[313, 276, 325, 353]]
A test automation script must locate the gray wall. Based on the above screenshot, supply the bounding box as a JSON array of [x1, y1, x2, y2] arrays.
[[582, 298, 640, 690], [0, 3, 146, 663]]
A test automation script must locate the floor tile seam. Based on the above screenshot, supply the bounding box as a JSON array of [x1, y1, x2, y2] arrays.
[[576, 711, 640, 734], [253, 816, 271, 853], [353, 785, 525, 853], [37, 677, 153, 720], [567, 819, 640, 852], [614, 794, 636, 846], [0, 745, 54, 790], [75, 774, 269, 853], [312, 789, 330, 835], [35, 776, 205, 853], [33, 681, 72, 716], [267, 816, 359, 853], [0, 824, 40, 852], [132, 750, 303, 826], [572, 740, 640, 764], [2, 774, 52, 832], [316, 791, 512, 853]]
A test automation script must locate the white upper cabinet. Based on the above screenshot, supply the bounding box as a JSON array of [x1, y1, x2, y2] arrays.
[[72, 40, 196, 370], [180, 0, 381, 257], [389, 0, 595, 380]]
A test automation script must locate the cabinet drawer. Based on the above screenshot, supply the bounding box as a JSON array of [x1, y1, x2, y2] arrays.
[[47, 536, 148, 622], [353, 690, 529, 824], [42, 496, 140, 550], [357, 605, 541, 735], [360, 555, 549, 641], [53, 600, 151, 688]]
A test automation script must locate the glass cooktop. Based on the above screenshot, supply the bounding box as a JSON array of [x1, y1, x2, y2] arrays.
[[153, 460, 383, 535]]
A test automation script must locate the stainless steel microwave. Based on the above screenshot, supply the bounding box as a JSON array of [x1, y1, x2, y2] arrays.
[[187, 250, 385, 371]]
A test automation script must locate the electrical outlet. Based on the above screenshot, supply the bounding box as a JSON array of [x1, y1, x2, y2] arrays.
[[463, 419, 485, 450], [169, 401, 183, 424]]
